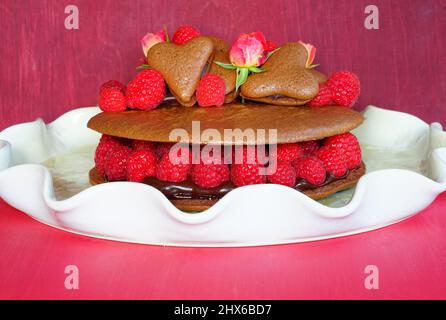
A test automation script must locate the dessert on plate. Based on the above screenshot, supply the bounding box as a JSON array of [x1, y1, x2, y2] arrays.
[[88, 26, 364, 211]]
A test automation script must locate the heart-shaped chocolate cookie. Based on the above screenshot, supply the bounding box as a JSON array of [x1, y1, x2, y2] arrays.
[[309, 69, 328, 84], [240, 42, 319, 106], [207, 36, 238, 103], [147, 37, 215, 107]]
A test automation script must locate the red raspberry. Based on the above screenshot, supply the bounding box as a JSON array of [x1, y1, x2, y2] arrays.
[[267, 162, 296, 187], [99, 87, 127, 112], [132, 140, 156, 152], [323, 133, 361, 169], [309, 83, 333, 107], [168, 144, 191, 164], [265, 40, 278, 52], [274, 143, 304, 163], [94, 135, 125, 174], [232, 145, 268, 166], [127, 69, 166, 110], [195, 145, 226, 165], [127, 150, 157, 182], [156, 148, 191, 183], [231, 163, 266, 187], [105, 146, 132, 181], [299, 140, 320, 156], [192, 163, 230, 188], [230, 147, 267, 187], [196, 74, 226, 107], [293, 156, 326, 185], [327, 71, 360, 107], [315, 145, 348, 178], [172, 25, 200, 45], [100, 80, 126, 94]]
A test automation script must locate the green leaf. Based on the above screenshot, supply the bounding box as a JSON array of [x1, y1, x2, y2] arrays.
[[248, 67, 265, 73], [214, 61, 237, 70], [235, 67, 249, 92]]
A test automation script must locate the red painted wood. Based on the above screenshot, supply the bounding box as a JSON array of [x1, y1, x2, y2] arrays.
[[0, 194, 446, 300], [1, 0, 445, 130]]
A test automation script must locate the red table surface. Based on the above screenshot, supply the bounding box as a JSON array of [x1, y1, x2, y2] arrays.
[[0, 194, 445, 300]]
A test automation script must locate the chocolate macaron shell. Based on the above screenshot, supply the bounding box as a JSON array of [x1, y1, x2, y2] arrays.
[[87, 101, 364, 144], [147, 36, 215, 106], [246, 96, 311, 106], [240, 42, 319, 105], [207, 36, 238, 103]]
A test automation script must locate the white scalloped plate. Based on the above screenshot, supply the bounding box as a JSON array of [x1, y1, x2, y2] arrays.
[[0, 106, 445, 247]]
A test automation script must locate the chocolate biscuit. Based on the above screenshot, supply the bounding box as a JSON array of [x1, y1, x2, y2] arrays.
[[240, 42, 319, 106], [147, 37, 215, 106]]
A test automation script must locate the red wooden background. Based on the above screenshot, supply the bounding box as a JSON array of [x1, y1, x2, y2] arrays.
[[0, 0, 445, 130]]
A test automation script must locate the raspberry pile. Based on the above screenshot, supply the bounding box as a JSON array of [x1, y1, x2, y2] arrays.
[[102, 25, 231, 112], [98, 69, 166, 113], [102, 24, 361, 112], [309, 71, 361, 108], [94, 132, 362, 189]]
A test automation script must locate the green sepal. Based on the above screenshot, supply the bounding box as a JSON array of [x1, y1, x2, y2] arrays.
[[164, 26, 170, 43], [235, 67, 249, 92], [214, 61, 237, 70], [136, 64, 149, 70], [248, 67, 264, 73], [263, 47, 281, 64]]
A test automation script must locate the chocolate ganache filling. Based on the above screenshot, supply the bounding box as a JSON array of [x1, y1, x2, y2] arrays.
[[142, 171, 349, 201]]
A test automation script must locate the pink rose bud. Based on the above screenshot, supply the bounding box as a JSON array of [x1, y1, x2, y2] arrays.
[[298, 41, 317, 68], [141, 29, 166, 57], [229, 32, 268, 68]]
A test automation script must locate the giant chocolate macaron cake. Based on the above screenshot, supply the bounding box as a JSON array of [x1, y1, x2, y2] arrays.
[[89, 26, 365, 211]]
